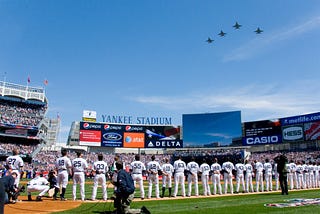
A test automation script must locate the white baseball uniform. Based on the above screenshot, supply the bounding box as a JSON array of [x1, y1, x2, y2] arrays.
[[186, 161, 199, 196], [27, 176, 50, 197], [72, 157, 88, 201], [91, 160, 109, 201], [263, 162, 273, 191], [199, 162, 211, 196], [222, 161, 234, 194], [255, 161, 264, 192], [235, 163, 246, 193], [245, 163, 254, 192], [55, 156, 72, 189], [173, 159, 186, 197], [130, 160, 146, 199], [6, 154, 24, 187], [162, 163, 174, 189], [147, 160, 162, 198], [211, 162, 222, 195], [295, 163, 304, 189]]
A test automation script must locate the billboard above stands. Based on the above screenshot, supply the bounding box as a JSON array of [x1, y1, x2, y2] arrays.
[[282, 124, 304, 142], [304, 121, 320, 140], [242, 119, 282, 146], [182, 111, 242, 147], [243, 119, 281, 137], [280, 112, 320, 126], [79, 121, 182, 148]]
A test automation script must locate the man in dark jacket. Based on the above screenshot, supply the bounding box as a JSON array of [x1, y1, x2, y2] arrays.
[[274, 153, 289, 195], [113, 161, 135, 214]]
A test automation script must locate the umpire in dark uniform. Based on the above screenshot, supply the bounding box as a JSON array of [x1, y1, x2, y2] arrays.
[[274, 153, 289, 195]]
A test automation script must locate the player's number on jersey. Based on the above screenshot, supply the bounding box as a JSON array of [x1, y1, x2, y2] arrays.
[[7, 158, 16, 165], [73, 161, 82, 167]]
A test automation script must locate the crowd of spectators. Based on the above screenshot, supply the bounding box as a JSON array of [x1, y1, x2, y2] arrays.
[[1, 141, 320, 180], [0, 100, 47, 127]]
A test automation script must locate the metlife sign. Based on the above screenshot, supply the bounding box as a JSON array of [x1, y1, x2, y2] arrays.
[[280, 112, 320, 126]]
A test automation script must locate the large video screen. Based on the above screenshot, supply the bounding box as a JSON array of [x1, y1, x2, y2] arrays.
[[79, 122, 183, 148], [182, 111, 242, 147]]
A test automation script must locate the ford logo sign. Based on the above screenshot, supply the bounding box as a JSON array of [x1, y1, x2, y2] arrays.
[[103, 133, 122, 141]]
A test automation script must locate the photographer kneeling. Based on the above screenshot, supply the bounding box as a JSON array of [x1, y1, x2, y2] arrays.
[[112, 161, 135, 214]]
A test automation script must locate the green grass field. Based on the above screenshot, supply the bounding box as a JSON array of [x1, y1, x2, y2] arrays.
[[19, 178, 319, 214], [53, 189, 320, 214]]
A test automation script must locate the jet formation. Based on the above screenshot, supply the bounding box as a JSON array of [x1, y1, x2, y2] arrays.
[[206, 21, 263, 44]]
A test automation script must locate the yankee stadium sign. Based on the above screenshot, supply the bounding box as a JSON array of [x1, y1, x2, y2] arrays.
[[101, 115, 173, 125]]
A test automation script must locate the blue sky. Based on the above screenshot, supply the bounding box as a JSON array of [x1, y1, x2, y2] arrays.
[[1, 0, 320, 143]]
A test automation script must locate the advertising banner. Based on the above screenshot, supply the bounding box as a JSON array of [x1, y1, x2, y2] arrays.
[[242, 119, 282, 146], [280, 112, 320, 126], [79, 122, 182, 148], [282, 125, 304, 142], [304, 121, 320, 140]]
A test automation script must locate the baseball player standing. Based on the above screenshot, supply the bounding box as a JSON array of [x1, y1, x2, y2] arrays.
[[6, 148, 24, 188], [146, 155, 162, 199], [186, 157, 199, 197], [244, 160, 254, 193], [173, 156, 186, 197], [295, 161, 304, 189], [263, 159, 273, 191], [26, 173, 49, 201], [221, 158, 235, 194], [199, 158, 211, 196], [254, 159, 264, 192], [211, 158, 222, 195], [161, 158, 174, 198], [91, 153, 109, 201], [55, 149, 72, 201], [71, 151, 88, 201], [130, 154, 146, 200], [235, 161, 246, 193]]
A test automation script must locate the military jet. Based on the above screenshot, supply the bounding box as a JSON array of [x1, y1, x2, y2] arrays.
[[218, 30, 226, 37], [206, 37, 214, 43], [254, 27, 263, 34], [233, 22, 242, 29]]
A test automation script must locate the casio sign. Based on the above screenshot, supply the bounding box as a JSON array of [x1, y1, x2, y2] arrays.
[[103, 133, 122, 141], [246, 136, 279, 145], [283, 126, 303, 141]]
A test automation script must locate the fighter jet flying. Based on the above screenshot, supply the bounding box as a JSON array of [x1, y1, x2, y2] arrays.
[[254, 27, 263, 34], [206, 37, 214, 43], [218, 30, 226, 37], [233, 22, 242, 29]]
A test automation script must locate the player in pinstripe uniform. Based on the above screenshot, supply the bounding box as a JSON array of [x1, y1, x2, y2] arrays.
[[173, 156, 186, 197], [263, 159, 273, 191], [6, 148, 24, 188], [211, 157, 222, 195], [71, 151, 88, 201], [199, 158, 211, 196], [186, 157, 199, 197], [146, 155, 162, 199], [130, 154, 146, 200], [55, 149, 72, 200], [244, 160, 254, 193], [91, 153, 109, 201], [222, 158, 235, 194], [235, 161, 246, 193], [254, 159, 264, 192], [161, 158, 174, 198]]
